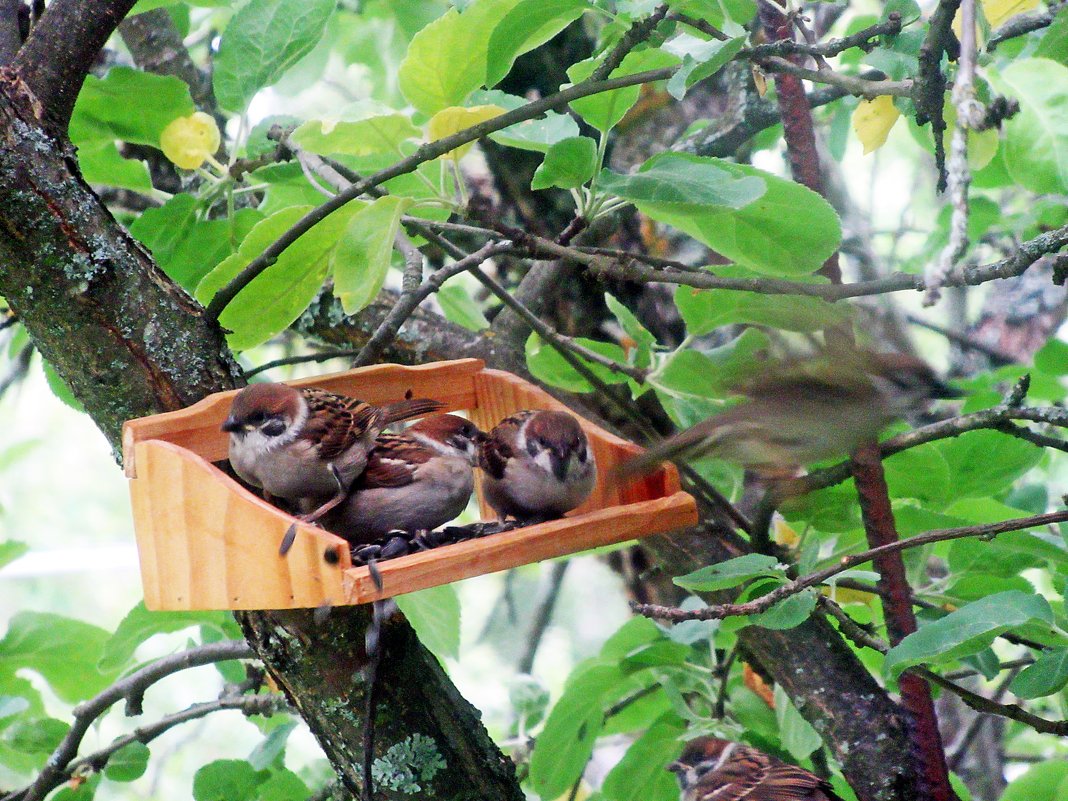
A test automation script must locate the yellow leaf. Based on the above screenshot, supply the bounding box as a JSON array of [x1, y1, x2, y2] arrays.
[[772, 514, 800, 547], [852, 95, 901, 154], [954, 0, 1039, 36], [160, 111, 220, 170], [427, 104, 504, 160], [821, 585, 875, 605]]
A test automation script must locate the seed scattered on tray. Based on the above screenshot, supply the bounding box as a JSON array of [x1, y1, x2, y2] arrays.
[[344, 521, 524, 567]]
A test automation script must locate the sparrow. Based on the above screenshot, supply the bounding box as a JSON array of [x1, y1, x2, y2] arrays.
[[320, 413, 483, 545], [668, 736, 845, 801], [478, 409, 596, 523], [622, 348, 959, 477], [221, 382, 444, 521]]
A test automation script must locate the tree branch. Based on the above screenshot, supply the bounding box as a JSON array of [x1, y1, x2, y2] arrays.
[[8, 694, 289, 801], [633, 509, 1068, 622], [987, 0, 1066, 50], [12, 0, 138, 132], [0, 0, 21, 66], [118, 8, 215, 113], [19, 642, 253, 801]]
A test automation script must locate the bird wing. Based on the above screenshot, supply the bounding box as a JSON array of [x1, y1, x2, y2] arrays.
[[756, 762, 844, 801], [300, 388, 383, 462], [478, 411, 534, 479], [355, 435, 433, 489]]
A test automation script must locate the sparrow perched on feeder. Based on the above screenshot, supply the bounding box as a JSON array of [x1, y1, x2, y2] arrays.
[[222, 382, 443, 521], [478, 409, 596, 523], [320, 414, 483, 544], [669, 737, 844, 801], [623, 349, 958, 477]]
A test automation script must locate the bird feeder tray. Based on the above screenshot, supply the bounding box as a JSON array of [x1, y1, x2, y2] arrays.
[[122, 359, 697, 610]]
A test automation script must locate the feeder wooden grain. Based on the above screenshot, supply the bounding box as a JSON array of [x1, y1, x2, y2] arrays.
[[123, 359, 697, 610]]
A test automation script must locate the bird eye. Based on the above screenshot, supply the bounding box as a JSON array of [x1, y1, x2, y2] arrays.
[[576, 445, 587, 462], [247, 411, 266, 425], [262, 419, 286, 437]]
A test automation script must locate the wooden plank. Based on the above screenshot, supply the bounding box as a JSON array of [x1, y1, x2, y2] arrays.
[[131, 440, 351, 610], [123, 359, 484, 477], [341, 492, 699, 603]]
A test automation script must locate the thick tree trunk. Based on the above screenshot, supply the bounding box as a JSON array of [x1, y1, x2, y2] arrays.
[[0, 72, 522, 801]]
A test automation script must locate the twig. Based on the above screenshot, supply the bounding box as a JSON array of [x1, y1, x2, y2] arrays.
[[905, 314, 1016, 365], [590, 4, 670, 81], [244, 349, 365, 379], [821, 597, 1068, 736], [585, 222, 1068, 301], [915, 0, 962, 191], [6, 694, 288, 801], [947, 667, 1019, 771], [632, 509, 1068, 622], [17, 641, 254, 801], [351, 242, 512, 368], [925, 0, 981, 305], [517, 561, 569, 674], [794, 401, 1068, 496], [987, 0, 1067, 50], [745, 14, 905, 58], [758, 56, 912, 99], [202, 65, 678, 320]]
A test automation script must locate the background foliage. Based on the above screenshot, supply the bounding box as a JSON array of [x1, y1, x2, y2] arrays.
[[1, 0, 1068, 800]]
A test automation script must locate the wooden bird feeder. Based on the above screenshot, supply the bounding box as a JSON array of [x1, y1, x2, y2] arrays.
[[122, 359, 698, 610]]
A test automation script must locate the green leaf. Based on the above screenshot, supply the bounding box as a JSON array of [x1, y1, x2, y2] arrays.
[[214, 0, 336, 113], [935, 430, 1044, 499], [1000, 761, 1068, 801], [52, 774, 100, 801], [130, 194, 263, 293], [605, 292, 656, 369], [525, 332, 630, 392], [510, 674, 550, 730], [1035, 10, 1068, 65], [1035, 338, 1068, 375], [332, 196, 412, 315], [773, 684, 821, 760], [104, 741, 150, 782], [602, 153, 841, 276], [485, 0, 588, 86], [567, 48, 680, 132], [476, 89, 580, 152], [0, 612, 117, 702], [529, 662, 624, 799], [995, 58, 1068, 194], [750, 589, 817, 631], [598, 155, 764, 209], [248, 720, 298, 770], [0, 540, 28, 570], [395, 584, 461, 660], [71, 67, 195, 147], [652, 328, 769, 401], [673, 283, 848, 335], [100, 602, 235, 673], [75, 140, 154, 192], [193, 759, 266, 801], [196, 203, 362, 351], [531, 136, 599, 190], [1, 717, 68, 754], [601, 714, 686, 801], [664, 34, 746, 99], [437, 281, 489, 331], [290, 110, 421, 158], [674, 553, 785, 592], [398, 0, 518, 115], [1010, 647, 1068, 699], [257, 769, 310, 801], [882, 591, 1053, 676]]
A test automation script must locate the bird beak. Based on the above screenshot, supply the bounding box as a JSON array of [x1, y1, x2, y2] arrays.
[[666, 761, 685, 774], [221, 416, 242, 433], [549, 449, 570, 482]]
